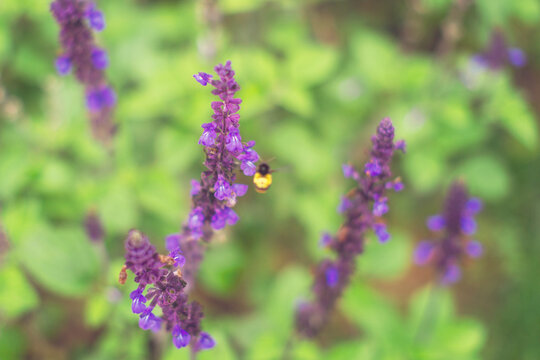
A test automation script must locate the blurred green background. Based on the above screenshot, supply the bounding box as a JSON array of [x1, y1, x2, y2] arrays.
[[1, 0, 539, 359]]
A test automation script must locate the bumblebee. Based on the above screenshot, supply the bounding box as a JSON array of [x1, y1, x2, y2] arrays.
[[253, 163, 273, 193]]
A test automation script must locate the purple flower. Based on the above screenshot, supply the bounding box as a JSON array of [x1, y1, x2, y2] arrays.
[[427, 215, 445, 231], [198, 332, 216, 350], [211, 207, 238, 230], [165, 233, 181, 252], [91, 48, 108, 69], [461, 217, 476, 235], [342, 164, 355, 178], [191, 180, 202, 196], [188, 207, 205, 232], [337, 196, 352, 213], [130, 289, 147, 314], [86, 4, 105, 31], [466, 198, 483, 214], [319, 232, 332, 248], [139, 310, 162, 332], [508, 48, 526, 67], [193, 72, 213, 86], [199, 123, 217, 146], [395, 139, 406, 153], [214, 175, 232, 201], [233, 183, 248, 197], [86, 86, 116, 112], [373, 223, 390, 243], [441, 263, 461, 284], [414, 241, 434, 265], [172, 325, 191, 348], [474, 30, 526, 70], [325, 265, 339, 287], [364, 160, 382, 177], [55, 55, 71, 75], [225, 127, 243, 153], [170, 249, 186, 268], [373, 197, 389, 216], [465, 240, 483, 258]]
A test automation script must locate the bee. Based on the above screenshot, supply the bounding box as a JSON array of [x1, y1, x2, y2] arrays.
[[253, 163, 273, 193]]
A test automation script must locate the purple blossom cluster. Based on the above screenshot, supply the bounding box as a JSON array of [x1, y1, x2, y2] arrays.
[[473, 29, 526, 70], [120, 230, 215, 352], [50, 0, 116, 145], [296, 118, 404, 338], [166, 61, 258, 286], [414, 181, 483, 284]]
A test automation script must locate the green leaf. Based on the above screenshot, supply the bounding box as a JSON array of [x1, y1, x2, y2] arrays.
[[435, 319, 486, 355], [455, 155, 510, 200], [0, 264, 39, 318], [19, 226, 100, 296], [360, 231, 411, 279], [0, 326, 26, 360], [85, 291, 112, 328]]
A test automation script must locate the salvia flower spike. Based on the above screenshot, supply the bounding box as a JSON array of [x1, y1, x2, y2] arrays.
[[414, 181, 483, 284], [120, 230, 215, 352], [51, 0, 116, 145], [166, 61, 258, 287], [295, 118, 404, 338]]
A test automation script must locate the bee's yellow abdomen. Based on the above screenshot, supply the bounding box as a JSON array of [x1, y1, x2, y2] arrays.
[[253, 172, 272, 193]]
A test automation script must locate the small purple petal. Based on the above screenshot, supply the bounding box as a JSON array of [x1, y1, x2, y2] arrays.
[[427, 215, 445, 231], [55, 56, 71, 75], [198, 332, 216, 350], [214, 175, 232, 201], [87, 6, 105, 31], [373, 223, 390, 243], [414, 241, 434, 265], [188, 207, 205, 231], [364, 161, 382, 177], [199, 123, 217, 146], [225, 208, 239, 225], [193, 72, 213, 86], [319, 232, 332, 248], [325, 265, 339, 287], [461, 217, 477, 235], [373, 197, 389, 217], [465, 240, 483, 258], [169, 249, 186, 268], [441, 264, 461, 284], [131, 294, 147, 314], [225, 127, 243, 153], [395, 139, 406, 153], [342, 164, 355, 178], [165, 233, 181, 252], [508, 48, 526, 67], [139, 310, 161, 332], [337, 197, 352, 213], [233, 183, 248, 197], [191, 179, 202, 196], [466, 198, 483, 214], [172, 325, 191, 348], [241, 161, 257, 176], [91, 48, 108, 69]]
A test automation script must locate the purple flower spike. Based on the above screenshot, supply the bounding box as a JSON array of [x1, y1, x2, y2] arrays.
[[55, 55, 71, 75], [172, 325, 191, 348], [193, 72, 213, 86], [461, 217, 477, 235], [508, 48, 526, 67], [86, 5, 105, 31], [91, 48, 108, 69], [414, 181, 483, 285], [414, 241, 434, 265], [295, 118, 403, 339], [214, 175, 232, 201], [427, 215, 445, 231], [466, 240, 483, 258], [198, 332, 216, 350], [51, 0, 115, 144], [441, 263, 461, 284], [325, 266, 339, 287]]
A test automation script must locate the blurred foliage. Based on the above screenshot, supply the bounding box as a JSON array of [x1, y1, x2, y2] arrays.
[[1, 0, 539, 359]]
